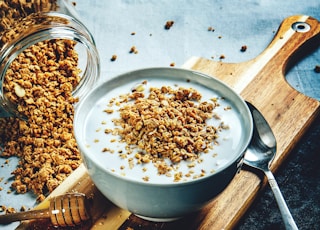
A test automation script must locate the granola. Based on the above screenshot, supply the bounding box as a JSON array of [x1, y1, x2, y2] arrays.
[[102, 81, 226, 180]]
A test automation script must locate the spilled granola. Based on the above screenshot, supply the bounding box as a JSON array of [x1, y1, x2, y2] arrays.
[[0, 0, 81, 201]]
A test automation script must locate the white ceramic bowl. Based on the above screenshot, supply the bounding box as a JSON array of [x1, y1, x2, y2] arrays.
[[74, 67, 253, 221]]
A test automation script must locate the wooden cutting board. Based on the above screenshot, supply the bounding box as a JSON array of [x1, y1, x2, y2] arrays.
[[17, 15, 320, 230]]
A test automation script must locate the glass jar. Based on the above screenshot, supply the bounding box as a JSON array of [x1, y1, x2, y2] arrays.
[[0, 0, 100, 118]]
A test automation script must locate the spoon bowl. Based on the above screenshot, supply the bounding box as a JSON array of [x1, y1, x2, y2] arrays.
[[244, 102, 277, 171], [244, 102, 298, 230]]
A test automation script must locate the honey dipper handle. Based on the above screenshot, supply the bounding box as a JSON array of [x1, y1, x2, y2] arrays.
[[0, 209, 50, 224]]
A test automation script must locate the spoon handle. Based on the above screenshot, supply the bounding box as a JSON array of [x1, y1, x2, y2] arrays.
[[264, 170, 299, 230]]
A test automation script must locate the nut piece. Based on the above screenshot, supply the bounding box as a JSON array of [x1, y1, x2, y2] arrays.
[[14, 83, 26, 98]]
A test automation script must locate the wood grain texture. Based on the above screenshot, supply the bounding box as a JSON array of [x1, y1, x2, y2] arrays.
[[17, 15, 320, 230]]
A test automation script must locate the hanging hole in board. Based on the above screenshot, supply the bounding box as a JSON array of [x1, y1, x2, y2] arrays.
[[291, 22, 310, 33]]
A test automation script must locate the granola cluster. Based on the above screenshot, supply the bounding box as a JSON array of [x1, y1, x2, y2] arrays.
[[104, 81, 225, 180], [0, 0, 82, 201]]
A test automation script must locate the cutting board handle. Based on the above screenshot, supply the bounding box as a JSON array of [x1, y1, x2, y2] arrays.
[[260, 15, 320, 74], [186, 15, 320, 94], [230, 15, 320, 93]]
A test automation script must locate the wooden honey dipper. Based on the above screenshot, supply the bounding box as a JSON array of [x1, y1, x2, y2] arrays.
[[0, 193, 90, 227]]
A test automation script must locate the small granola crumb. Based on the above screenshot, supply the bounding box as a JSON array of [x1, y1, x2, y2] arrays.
[[240, 45, 247, 52], [174, 172, 183, 182], [224, 105, 232, 111], [208, 26, 215, 32], [102, 147, 114, 153], [104, 109, 114, 114], [0, 205, 6, 212], [111, 54, 117, 61], [6, 207, 16, 214], [165, 20, 174, 30], [314, 65, 320, 73], [129, 46, 138, 54]]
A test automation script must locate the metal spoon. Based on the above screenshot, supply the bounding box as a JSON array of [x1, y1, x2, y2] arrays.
[[0, 193, 90, 227], [244, 102, 298, 230]]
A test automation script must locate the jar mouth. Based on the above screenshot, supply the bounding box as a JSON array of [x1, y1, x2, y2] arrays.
[[0, 12, 100, 118]]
